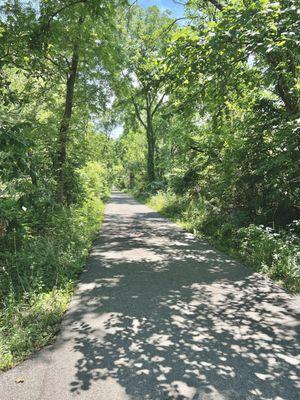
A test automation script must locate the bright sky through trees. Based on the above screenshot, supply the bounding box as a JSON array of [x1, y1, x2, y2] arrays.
[[139, 0, 184, 17]]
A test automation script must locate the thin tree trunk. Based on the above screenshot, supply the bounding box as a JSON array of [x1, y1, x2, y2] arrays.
[[129, 172, 135, 188], [132, 89, 161, 184], [146, 93, 156, 183], [276, 74, 299, 115], [266, 52, 299, 115]]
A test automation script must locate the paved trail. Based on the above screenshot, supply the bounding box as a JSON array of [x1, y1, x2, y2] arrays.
[[1, 191, 299, 400]]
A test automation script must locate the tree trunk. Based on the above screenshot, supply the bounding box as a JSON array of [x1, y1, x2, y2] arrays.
[[56, 42, 79, 203], [266, 52, 299, 115], [146, 94, 156, 183], [129, 171, 135, 188], [56, 16, 84, 203], [276, 74, 299, 115]]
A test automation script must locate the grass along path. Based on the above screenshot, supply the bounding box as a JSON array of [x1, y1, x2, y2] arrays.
[[0, 198, 105, 371]]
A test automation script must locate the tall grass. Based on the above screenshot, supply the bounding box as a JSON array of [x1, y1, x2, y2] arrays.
[[0, 197, 105, 370]]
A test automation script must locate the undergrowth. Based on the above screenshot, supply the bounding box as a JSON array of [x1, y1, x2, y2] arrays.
[[0, 198, 105, 371], [0, 163, 108, 371]]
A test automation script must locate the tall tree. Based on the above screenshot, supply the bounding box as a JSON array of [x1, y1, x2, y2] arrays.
[[122, 6, 175, 184], [36, 0, 127, 202]]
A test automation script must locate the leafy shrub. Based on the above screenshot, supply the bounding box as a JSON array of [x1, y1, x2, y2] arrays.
[[79, 162, 110, 201], [146, 191, 187, 220], [0, 162, 109, 370], [236, 223, 300, 290]]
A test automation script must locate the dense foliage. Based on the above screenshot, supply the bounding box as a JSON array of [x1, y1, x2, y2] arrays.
[[0, 0, 124, 369], [0, 0, 299, 370], [116, 2, 300, 291]]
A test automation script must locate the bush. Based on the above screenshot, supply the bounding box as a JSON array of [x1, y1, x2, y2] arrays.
[[146, 191, 187, 221], [79, 162, 110, 201], [236, 223, 300, 290], [0, 162, 109, 371]]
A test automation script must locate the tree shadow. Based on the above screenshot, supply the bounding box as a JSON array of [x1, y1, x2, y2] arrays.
[[64, 192, 300, 399]]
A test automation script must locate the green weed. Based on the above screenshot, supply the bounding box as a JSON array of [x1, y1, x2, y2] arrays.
[[0, 196, 105, 371]]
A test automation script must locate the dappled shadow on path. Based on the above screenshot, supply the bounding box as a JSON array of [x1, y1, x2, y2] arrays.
[[65, 193, 299, 399]]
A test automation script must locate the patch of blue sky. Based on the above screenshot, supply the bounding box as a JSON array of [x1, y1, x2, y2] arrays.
[[138, 0, 185, 18]]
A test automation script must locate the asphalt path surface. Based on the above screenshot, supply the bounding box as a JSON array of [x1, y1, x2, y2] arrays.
[[0, 191, 299, 399]]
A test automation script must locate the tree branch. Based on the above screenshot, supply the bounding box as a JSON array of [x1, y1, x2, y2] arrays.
[[190, 144, 203, 153], [132, 96, 147, 129], [44, 55, 68, 75], [0, 48, 10, 61], [47, 0, 88, 23], [152, 93, 167, 117], [149, 15, 198, 48], [206, 0, 224, 11], [41, 0, 88, 35]]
